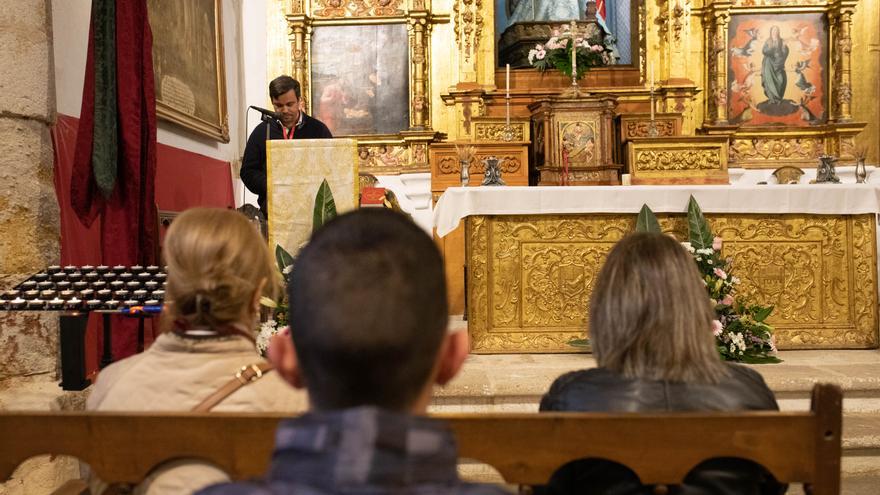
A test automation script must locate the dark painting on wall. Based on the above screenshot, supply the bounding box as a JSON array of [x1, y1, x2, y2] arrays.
[[728, 13, 827, 127], [311, 24, 410, 136], [147, 0, 229, 141]]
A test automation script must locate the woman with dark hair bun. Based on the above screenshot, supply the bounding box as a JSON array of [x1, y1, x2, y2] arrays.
[[539, 232, 783, 495]]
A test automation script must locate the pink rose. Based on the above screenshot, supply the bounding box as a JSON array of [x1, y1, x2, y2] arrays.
[[559, 38, 568, 48], [591, 44, 603, 52], [535, 50, 546, 60], [713, 236, 723, 250], [713, 267, 728, 280], [711, 319, 723, 337], [721, 294, 735, 306]]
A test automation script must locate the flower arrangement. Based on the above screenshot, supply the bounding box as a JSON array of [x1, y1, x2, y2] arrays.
[[636, 198, 781, 364], [256, 179, 337, 355], [528, 23, 615, 79]]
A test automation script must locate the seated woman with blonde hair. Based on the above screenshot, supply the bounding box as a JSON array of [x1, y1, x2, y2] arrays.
[[539, 232, 783, 495], [87, 207, 306, 495]]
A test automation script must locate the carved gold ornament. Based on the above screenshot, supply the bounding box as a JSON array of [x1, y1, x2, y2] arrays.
[[730, 138, 823, 161], [313, 0, 404, 18], [635, 150, 720, 171]]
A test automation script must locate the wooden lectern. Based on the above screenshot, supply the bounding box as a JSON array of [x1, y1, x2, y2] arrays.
[[267, 138, 359, 255]]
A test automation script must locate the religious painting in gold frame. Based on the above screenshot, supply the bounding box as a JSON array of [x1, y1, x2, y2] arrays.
[[727, 13, 828, 127], [147, 0, 230, 142], [310, 24, 410, 136]]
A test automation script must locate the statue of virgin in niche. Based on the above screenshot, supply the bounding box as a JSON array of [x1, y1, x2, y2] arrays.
[[507, 0, 586, 23]]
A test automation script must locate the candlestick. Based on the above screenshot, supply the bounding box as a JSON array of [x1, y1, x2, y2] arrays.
[[650, 84, 655, 123], [505, 63, 510, 96]]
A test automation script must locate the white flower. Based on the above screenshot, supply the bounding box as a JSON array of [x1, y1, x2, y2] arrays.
[[731, 276, 741, 284], [546, 38, 559, 50], [707, 259, 713, 264], [681, 242, 696, 253], [282, 265, 294, 275], [256, 319, 279, 355], [559, 38, 569, 48], [536, 50, 546, 60], [528, 49, 537, 64]]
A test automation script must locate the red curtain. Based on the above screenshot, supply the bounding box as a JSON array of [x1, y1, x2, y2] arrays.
[[70, 0, 158, 359]]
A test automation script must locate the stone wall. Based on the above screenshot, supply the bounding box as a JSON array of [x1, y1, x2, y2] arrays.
[[0, 0, 59, 379]]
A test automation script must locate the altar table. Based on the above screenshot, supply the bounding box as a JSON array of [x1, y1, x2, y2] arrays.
[[433, 185, 880, 353]]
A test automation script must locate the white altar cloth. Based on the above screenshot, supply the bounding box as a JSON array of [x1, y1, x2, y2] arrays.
[[433, 184, 880, 237]]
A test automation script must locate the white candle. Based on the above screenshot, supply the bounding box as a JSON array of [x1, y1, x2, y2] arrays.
[[505, 64, 510, 96], [649, 63, 655, 122], [570, 21, 577, 79]]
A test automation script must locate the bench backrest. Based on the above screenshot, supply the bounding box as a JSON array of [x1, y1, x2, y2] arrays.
[[0, 383, 842, 493]]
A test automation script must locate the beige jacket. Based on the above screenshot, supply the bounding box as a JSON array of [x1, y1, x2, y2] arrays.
[[86, 332, 308, 495]]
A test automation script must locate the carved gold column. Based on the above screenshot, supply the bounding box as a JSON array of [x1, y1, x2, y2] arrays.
[[705, 3, 730, 125], [408, 11, 430, 130], [831, 0, 856, 123], [286, 14, 312, 111], [453, 0, 483, 84]]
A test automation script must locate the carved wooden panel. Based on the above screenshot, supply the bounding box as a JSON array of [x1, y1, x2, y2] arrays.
[[466, 213, 878, 353], [430, 142, 529, 192]]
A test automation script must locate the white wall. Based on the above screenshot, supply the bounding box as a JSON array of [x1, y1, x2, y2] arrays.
[[239, 0, 268, 208]]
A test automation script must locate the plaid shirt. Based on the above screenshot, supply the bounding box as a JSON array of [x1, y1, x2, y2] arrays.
[[197, 407, 509, 495]]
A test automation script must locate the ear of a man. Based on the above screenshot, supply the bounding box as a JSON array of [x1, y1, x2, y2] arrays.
[[267, 331, 306, 389], [434, 329, 470, 386]]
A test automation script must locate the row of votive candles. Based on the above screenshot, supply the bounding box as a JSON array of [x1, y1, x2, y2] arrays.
[[3, 265, 167, 311]]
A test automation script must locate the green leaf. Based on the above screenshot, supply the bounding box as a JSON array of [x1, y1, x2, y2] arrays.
[[312, 179, 337, 232], [635, 204, 662, 233], [752, 305, 774, 323], [686, 195, 714, 250], [737, 354, 784, 364], [567, 338, 591, 349], [275, 244, 295, 272]]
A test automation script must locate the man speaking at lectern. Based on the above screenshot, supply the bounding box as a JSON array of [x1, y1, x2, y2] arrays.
[[241, 75, 333, 213]]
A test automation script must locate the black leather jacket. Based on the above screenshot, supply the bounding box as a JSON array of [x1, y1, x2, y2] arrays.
[[538, 364, 785, 495]]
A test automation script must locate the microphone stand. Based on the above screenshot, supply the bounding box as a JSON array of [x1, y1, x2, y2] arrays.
[[260, 112, 281, 143]]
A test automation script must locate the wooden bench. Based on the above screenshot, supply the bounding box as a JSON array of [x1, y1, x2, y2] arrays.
[[0, 383, 842, 494]]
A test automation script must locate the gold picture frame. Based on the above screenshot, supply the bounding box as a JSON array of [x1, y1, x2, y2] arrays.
[[147, 0, 230, 142]]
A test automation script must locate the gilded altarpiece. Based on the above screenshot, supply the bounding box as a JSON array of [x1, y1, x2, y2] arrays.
[[466, 213, 877, 353], [699, 0, 867, 168], [276, 0, 447, 175]]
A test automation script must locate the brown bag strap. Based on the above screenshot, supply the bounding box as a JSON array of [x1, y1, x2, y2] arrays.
[[192, 362, 274, 412]]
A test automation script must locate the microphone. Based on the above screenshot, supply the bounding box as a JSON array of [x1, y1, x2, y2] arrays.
[[250, 105, 282, 121]]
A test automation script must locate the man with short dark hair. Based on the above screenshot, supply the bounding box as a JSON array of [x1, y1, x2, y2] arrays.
[[198, 209, 505, 495], [241, 75, 332, 213]]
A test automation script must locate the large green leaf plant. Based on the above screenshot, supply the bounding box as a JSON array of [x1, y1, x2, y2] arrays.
[[635, 197, 781, 363]]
